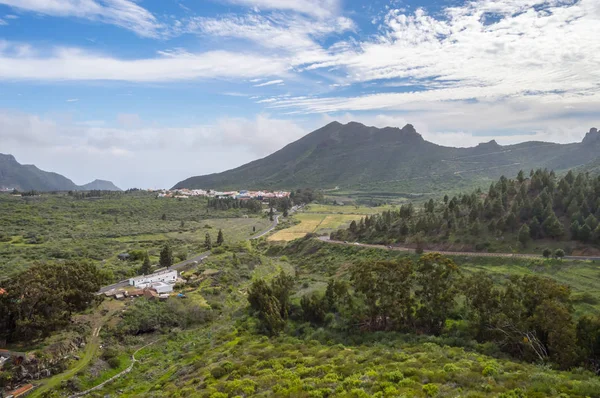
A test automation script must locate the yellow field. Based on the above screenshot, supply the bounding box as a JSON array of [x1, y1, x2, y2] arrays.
[[305, 204, 392, 215], [269, 213, 363, 241]]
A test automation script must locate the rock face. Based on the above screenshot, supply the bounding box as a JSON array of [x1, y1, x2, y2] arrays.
[[582, 128, 600, 145], [7, 334, 86, 387]]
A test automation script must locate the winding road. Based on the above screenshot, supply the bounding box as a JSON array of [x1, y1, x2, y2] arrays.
[[318, 236, 600, 261]]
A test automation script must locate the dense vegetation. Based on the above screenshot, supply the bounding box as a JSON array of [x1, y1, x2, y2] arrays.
[[0, 191, 268, 278], [173, 122, 600, 194], [332, 169, 600, 253], [0, 261, 104, 342], [41, 239, 600, 398], [250, 249, 600, 371]]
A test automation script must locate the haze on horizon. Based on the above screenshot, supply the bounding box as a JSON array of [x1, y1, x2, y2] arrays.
[[0, 0, 598, 189]]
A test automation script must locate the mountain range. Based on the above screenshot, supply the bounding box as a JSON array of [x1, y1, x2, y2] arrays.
[[0, 154, 121, 192], [173, 122, 600, 193]]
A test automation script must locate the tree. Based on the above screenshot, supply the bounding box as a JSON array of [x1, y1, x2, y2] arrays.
[[579, 224, 592, 243], [283, 207, 289, 217], [443, 195, 449, 204], [518, 224, 531, 246], [554, 248, 565, 260], [180, 220, 185, 228], [204, 233, 212, 250], [542, 248, 552, 258], [161, 213, 167, 221], [139, 252, 151, 275], [542, 212, 564, 238], [570, 220, 580, 240], [269, 206, 274, 221], [349, 220, 358, 234], [216, 229, 224, 246], [415, 254, 460, 335], [517, 170, 525, 183], [159, 243, 174, 269]]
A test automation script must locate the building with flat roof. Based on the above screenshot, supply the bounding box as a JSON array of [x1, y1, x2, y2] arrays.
[[129, 269, 177, 288]]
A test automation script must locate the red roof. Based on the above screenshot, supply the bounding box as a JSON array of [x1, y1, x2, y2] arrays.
[[9, 384, 34, 397]]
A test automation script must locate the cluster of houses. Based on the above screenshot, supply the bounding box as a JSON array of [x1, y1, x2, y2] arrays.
[[154, 188, 290, 200], [104, 270, 180, 301]]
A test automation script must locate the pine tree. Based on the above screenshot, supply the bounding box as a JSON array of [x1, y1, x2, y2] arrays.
[[139, 252, 151, 275], [217, 229, 224, 246], [269, 206, 274, 221], [518, 224, 531, 246], [180, 220, 185, 228], [204, 233, 212, 250], [570, 220, 580, 240], [579, 224, 592, 242], [161, 213, 167, 221], [159, 243, 174, 269], [517, 170, 525, 183]]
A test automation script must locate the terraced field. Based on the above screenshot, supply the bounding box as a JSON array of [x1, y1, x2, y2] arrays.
[[269, 213, 363, 241]]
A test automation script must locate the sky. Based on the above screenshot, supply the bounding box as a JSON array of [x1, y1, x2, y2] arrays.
[[0, 0, 598, 189]]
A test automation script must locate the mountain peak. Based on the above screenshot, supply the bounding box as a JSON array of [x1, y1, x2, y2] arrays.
[[582, 127, 599, 144]]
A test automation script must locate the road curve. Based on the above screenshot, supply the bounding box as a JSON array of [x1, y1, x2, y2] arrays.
[[318, 236, 600, 261], [99, 215, 281, 294]]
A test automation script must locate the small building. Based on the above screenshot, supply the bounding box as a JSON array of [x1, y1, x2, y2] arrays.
[[159, 294, 170, 300], [117, 253, 130, 261], [0, 287, 6, 295], [129, 270, 178, 288], [144, 289, 158, 300], [149, 282, 174, 294], [128, 289, 144, 297], [7, 384, 35, 397]]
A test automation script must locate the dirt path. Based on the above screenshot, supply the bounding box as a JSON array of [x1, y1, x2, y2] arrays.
[[319, 237, 600, 261], [67, 339, 160, 398], [29, 305, 122, 398]]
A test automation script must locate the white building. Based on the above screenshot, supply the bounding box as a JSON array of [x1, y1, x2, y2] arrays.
[[129, 270, 178, 288], [150, 281, 174, 294]]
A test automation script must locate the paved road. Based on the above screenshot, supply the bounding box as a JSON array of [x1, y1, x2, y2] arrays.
[[99, 215, 281, 294], [318, 236, 600, 261]]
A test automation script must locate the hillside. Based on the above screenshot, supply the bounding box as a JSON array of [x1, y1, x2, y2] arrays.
[[79, 179, 121, 191], [0, 154, 120, 192], [332, 168, 600, 255], [173, 122, 600, 193]]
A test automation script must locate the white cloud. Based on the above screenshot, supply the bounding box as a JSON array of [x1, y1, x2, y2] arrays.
[[0, 110, 307, 188], [220, 0, 340, 18], [0, 18, 6, 25], [280, 0, 600, 113], [0, 43, 288, 81], [0, 0, 162, 37], [254, 79, 284, 87], [66, 98, 79, 102]]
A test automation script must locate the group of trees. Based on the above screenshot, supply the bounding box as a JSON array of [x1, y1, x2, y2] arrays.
[[207, 198, 263, 213], [0, 261, 104, 342], [290, 188, 323, 205], [332, 169, 600, 248], [249, 254, 600, 371], [67, 190, 122, 199], [204, 229, 224, 250]]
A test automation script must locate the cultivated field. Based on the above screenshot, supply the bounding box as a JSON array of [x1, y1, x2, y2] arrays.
[[269, 212, 364, 241]]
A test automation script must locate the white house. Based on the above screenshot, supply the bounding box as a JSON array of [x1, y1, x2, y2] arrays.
[[150, 281, 174, 294], [129, 270, 178, 288]]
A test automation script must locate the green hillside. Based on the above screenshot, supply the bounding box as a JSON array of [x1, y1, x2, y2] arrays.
[[0, 153, 120, 192], [331, 169, 600, 255], [173, 122, 600, 194]]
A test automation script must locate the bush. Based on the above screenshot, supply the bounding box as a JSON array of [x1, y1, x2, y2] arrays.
[[107, 357, 121, 369], [210, 366, 228, 379], [423, 383, 439, 397]]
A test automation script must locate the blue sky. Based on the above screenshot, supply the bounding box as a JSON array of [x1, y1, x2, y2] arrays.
[[0, 0, 598, 189]]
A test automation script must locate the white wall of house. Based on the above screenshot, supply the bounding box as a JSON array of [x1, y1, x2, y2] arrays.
[[129, 270, 177, 287], [151, 282, 174, 294]]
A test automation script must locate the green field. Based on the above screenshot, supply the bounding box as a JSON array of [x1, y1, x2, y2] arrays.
[[0, 192, 269, 280]]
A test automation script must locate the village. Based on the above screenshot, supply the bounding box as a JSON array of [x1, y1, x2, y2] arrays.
[[154, 188, 290, 200]]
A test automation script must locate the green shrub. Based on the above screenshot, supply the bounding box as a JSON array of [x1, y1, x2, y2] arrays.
[[385, 370, 404, 383], [107, 357, 121, 369], [210, 366, 228, 379], [423, 383, 439, 397]]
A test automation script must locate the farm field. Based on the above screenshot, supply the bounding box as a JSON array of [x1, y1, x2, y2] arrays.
[[269, 213, 363, 241]]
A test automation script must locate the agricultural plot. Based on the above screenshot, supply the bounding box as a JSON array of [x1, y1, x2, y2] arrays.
[[269, 213, 363, 241]]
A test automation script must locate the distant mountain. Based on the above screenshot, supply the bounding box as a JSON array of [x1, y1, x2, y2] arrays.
[[0, 154, 120, 192], [79, 179, 122, 191], [173, 122, 600, 193]]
